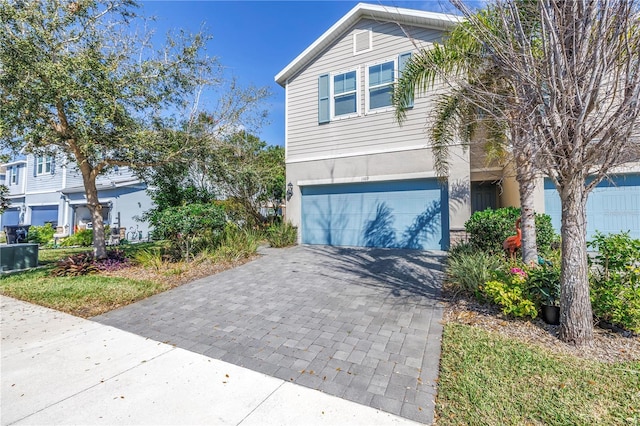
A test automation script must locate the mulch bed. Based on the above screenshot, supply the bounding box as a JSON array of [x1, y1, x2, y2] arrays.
[[442, 290, 640, 363]]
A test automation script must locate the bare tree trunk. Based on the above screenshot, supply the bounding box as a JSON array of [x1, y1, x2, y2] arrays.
[[558, 176, 593, 346], [514, 152, 538, 265], [82, 172, 107, 259]]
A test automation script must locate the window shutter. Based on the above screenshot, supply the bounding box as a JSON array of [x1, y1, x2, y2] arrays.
[[398, 52, 414, 108], [50, 156, 56, 175], [33, 158, 37, 177], [318, 74, 330, 124]]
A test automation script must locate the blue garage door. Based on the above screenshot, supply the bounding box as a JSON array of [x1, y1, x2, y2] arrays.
[[31, 205, 59, 226], [301, 179, 448, 249], [544, 174, 640, 240], [1, 208, 20, 227]]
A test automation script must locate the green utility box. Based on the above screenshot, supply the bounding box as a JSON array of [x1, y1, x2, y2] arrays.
[[0, 244, 39, 272]]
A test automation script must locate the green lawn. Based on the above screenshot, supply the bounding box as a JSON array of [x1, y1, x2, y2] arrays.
[[1, 243, 167, 317], [37, 242, 159, 266], [436, 323, 640, 425], [37, 246, 91, 266], [0, 267, 165, 317]]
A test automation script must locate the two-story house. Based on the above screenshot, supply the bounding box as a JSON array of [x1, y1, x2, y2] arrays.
[[276, 3, 639, 249], [1, 153, 153, 239]]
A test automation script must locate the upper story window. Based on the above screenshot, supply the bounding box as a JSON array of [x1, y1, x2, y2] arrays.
[[9, 166, 18, 185], [36, 156, 53, 175], [333, 70, 358, 117], [367, 61, 395, 110], [318, 52, 412, 124], [318, 69, 359, 123], [366, 53, 413, 113]]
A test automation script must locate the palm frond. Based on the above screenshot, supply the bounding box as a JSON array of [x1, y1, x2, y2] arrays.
[[393, 21, 485, 123]]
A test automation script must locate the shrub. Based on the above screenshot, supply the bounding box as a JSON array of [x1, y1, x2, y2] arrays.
[[465, 207, 556, 254], [482, 272, 538, 319], [52, 250, 131, 276], [134, 248, 165, 271], [526, 262, 561, 306], [52, 252, 97, 277], [588, 231, 640, 333], [448, 241, 477, 259], [28, 223, 56, 245], [266, 221, 297, 248], [59, 229, 93, 247], [95, 250, 130, 272], [447, 251, 504, 295], [214, 224, 259, 261], [153, 203, 226, 260]]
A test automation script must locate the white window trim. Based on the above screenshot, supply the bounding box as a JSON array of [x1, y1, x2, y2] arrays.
[[330, 67, 361, 120], [9, 166, 17, 185], [36, 156, 53, 176], [365, 57, 398, 114], [352, 29, 372, 56]]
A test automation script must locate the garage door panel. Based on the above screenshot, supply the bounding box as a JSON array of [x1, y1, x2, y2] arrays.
[[301, 180, 447, 250], [30, 206, 59, 226], [1, 209, 21, 226]]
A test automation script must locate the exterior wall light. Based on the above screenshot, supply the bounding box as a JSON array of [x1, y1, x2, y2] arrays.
[[286, 182, 294, 201]]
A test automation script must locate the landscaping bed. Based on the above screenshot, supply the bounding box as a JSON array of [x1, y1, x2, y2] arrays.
[[443, 291, 640, 364]]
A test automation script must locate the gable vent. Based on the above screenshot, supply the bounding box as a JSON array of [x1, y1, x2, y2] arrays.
[[353, 29, 372, 55]]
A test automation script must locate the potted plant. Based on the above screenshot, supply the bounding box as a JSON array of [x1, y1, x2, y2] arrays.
[[537, 285, 560, 325], [527, 264, 561, 325]]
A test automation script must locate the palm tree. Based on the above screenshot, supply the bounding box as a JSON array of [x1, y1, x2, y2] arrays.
[[393, 10, 540, 264]]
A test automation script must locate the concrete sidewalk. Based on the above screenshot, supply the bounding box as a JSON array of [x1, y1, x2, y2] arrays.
[[1, 296, 421, 426]]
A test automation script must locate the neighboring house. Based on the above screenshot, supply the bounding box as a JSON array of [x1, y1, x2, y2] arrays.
[[0, 153, 154, 239], [276, 3, 640, 249]]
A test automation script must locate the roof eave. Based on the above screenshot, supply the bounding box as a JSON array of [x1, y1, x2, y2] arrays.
[[274, 2, 461, 87]]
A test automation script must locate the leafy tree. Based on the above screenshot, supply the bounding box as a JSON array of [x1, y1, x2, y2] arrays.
[[453, 0, 640, 345], [208, 132, 285, 226], [0, 185, 10, 214], [393, 6, 541, 264], [141, 130, 284, 228], [0, 0, 268, 258], [138, 132, 218, 232]]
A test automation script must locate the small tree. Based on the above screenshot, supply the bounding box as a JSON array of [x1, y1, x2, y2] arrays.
[[453, 0, 640, 345]]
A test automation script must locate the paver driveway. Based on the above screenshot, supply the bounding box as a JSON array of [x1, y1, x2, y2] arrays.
[[94, 245, 446, 424]]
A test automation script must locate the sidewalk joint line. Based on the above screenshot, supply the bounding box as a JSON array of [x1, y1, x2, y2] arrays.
[[236, 380, 286, 425]]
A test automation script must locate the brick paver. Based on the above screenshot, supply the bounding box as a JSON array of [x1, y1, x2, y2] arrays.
[[94, 245, 446, 424]]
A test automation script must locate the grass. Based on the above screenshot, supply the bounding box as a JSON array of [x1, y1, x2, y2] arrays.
[[37, 246, 90, 266], [0, 241, 255, 317], [3, 243, 173, 317], [0, 267, 165, 317], [37, 242, 160, 266], [436, 323, 640, 425]]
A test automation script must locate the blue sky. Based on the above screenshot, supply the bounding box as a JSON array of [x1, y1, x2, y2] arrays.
[[140, 1, 470, 146]]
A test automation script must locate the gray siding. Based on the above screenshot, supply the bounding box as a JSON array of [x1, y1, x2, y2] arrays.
[[6, 163, 27, 196], [25, 155, 63, 193], [286, 19, 448, 162], [96, 166, 138, 185], [64, 163, 85, 189]]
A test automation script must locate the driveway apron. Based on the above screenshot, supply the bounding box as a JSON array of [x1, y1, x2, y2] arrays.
[[93, 245, 446, 424]]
